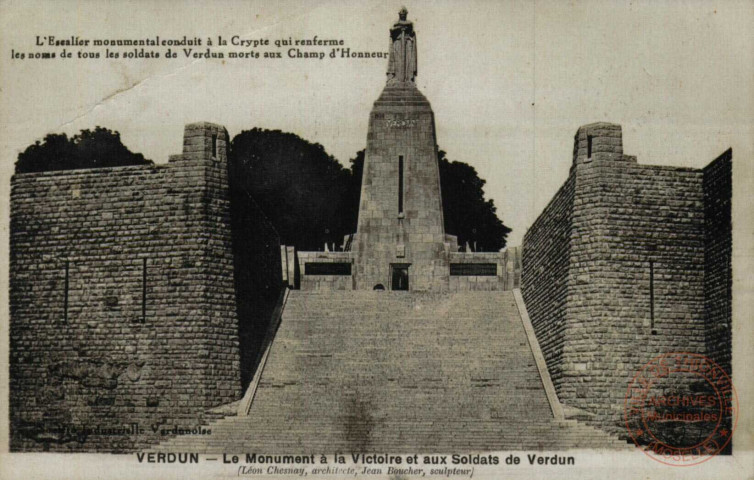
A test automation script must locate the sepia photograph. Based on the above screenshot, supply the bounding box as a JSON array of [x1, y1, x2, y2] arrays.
[[0, 1, 752, 479]]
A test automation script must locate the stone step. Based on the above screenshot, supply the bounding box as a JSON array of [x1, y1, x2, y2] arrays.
[[153, 290, 633, 452]]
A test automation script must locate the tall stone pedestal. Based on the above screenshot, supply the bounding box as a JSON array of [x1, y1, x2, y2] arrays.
[[351, 83, 451, 291]]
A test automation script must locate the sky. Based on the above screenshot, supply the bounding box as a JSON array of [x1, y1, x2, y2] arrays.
[[1, 0, 752, 247]]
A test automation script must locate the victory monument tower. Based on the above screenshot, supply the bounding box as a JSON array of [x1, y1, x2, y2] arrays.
[[351, 7, 455, 291]]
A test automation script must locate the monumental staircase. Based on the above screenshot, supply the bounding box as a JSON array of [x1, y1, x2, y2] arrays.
[[156, 290, 631, 452]]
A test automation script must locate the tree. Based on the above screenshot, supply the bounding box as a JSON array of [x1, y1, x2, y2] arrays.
[[437, 150, 511, 251], [347, 149, 510, 251], [229, 129, 355, 251], [343, 149, 365, 235], [15, 127, 151, 173]]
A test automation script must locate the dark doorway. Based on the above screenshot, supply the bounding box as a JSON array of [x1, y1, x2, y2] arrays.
[[391, 264, 410, 291]]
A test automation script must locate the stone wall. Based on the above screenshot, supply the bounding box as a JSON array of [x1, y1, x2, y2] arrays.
[[522, 122, 731, 435], [448, 252, 506, 291], [296, 247, 516, 292], [703, 149, 732, 375], [503, 246, 522, 290], [521, 175, 575, 391], [9, 122, 273, 452], [567, 146, 707, 431], [297, 251, 354, 290]]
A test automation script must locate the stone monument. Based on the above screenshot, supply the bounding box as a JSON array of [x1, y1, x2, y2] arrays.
[[291, 8, 512, 292], [350, 8, 455, 291]]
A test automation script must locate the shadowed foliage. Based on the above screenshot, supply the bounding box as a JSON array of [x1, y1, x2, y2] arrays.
[[229, 128, 357, 251], [437, 150, 511, 251], [15, 127, 151, 173]]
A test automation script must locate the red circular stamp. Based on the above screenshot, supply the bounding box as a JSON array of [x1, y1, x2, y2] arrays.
[[624, 352, 738, 466]]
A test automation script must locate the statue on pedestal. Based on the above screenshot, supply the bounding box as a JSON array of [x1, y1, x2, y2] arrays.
[[387, 7, 417, 84]]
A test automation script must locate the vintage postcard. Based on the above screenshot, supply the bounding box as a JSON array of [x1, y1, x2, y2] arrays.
[[1, 1, 752, 479]]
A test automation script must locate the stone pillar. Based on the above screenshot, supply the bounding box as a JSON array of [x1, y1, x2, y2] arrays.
[[572, 122, 625, 168]]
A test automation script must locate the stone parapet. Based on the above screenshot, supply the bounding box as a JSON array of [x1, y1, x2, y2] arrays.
[[297, 251, 355, 291], [448, 251, 506, 291]]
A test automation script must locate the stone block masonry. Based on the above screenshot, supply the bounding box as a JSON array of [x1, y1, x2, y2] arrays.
[[296, 251, 354, 290], [351, 84, 452, 291], [522, 122, 733, 436], [520, 175, 575, 392], [156, 290, 632, 452], [9, 122, 275, 452], [448, 252, 506, 291], [703, 149, 732, 375]]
